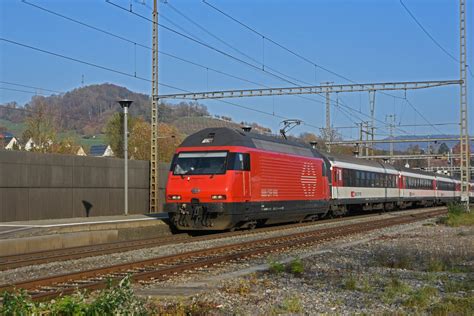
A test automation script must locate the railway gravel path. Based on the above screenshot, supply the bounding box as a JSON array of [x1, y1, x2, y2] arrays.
[[0, 208, 445, 301], [0, 208, 438, 285]]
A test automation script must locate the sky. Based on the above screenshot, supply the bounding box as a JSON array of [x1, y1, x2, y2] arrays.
[[0, 0, 473, 140]]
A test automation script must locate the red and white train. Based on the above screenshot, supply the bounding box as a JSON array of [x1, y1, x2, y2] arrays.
[[165, 127, 462, 231]]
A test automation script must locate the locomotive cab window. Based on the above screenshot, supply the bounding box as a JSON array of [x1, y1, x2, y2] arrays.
[[227, 153, 250, 171], [173, 151, 228, 175]]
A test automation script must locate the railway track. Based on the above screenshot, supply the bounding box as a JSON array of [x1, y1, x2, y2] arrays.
[[0, 207, 443, 271], [0, 208, 446, 301]]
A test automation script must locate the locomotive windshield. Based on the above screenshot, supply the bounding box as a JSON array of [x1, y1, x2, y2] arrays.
[[173, 151, 227, 175]]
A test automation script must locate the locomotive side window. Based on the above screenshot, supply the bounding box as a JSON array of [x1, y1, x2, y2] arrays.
[[227, 153, 250, 171]]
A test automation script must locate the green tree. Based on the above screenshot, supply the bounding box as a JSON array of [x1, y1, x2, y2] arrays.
[[438, 142, 450, 155], [105, 113, 137, 158], [106, 114, 184, 161], [157, 123, 184, 162], [22, 100, 57, 152], [129, 118, 151, 160]]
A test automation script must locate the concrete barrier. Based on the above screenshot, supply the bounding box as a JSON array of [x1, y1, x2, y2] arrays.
[[0, 150, 171, 222]]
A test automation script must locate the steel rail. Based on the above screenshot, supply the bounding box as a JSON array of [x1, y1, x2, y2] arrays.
[[0, 210, 396, 271], [0, 208, 446, 301]]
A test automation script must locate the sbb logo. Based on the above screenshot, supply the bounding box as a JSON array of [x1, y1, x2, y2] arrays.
[[351, 191, 362, 197]]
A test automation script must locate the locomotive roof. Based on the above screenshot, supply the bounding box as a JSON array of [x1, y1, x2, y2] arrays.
[[180, 128, 458, 180], [179, 127, 326, 159]]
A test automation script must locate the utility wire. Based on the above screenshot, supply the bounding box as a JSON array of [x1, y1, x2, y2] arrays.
[[0, 37, 187, 92], [106, 0, 369, 132], [0, 104, 102, 125], [21, 0, 273, 89], [334, 122, 458, 129], [202, 0, 448, 134], [22, 0, 151, 50], [106, 1, 329, 95], [0, 87, 53, 95], [404, 98, 447, 135], [0, 80, 63, 94], [9, 1, 324, 130], [201, 0, 355, 83], [399, 0, 459, 63], [1, 38, 309, 125]]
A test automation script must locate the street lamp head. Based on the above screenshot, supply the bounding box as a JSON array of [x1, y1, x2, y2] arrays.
[[118, 99, 133, 108]]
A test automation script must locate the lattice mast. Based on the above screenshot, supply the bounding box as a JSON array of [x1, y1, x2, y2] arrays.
[[150, 0, 159, 212], [459, 0, 470, 211]]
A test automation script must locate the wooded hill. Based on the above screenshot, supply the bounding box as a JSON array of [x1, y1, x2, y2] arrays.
[[0, 83, 270, 137]]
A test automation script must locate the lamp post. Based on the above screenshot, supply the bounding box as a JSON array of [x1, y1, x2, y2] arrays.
[[118, 99, 133, 216]]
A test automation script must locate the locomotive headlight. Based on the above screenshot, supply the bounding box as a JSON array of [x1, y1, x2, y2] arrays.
[[168, 195, 182, 200], [211, 194, 226, 200]]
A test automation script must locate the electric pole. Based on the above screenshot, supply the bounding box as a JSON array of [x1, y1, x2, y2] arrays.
[[369, 90, 376, 155], [150, 0, 159, 213], [321, 81, 333, 152], [459, 0, 470, 211], [386, 114, 396, 163]]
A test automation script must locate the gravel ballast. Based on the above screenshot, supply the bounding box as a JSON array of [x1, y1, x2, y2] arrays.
[[138, 217, 473, 315]]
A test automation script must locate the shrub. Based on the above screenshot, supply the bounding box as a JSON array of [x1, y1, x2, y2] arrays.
[[427, 259, 446, 272], [268, 260, 285, 274], [403, 286, 438, 309], [222, 279, 251, 296], [430, 296, 474, 315], [280, 295, 303, 313], [87, 275, 147, 315], [0, 289, 34, 315], [382, 277, 411, 303], [49, 293, 88, 315], [439, 203, 474, 227], [343, 274, 358, 291], [289, 258, 304, 276]]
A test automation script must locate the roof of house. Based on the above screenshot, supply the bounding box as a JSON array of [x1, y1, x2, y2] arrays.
[[0, 132, 15, 147], [89, 144, 109, 156], [0, 132, 14, 141]]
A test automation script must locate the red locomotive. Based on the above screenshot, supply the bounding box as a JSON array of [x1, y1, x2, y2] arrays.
[[165, 127, 460, 231]]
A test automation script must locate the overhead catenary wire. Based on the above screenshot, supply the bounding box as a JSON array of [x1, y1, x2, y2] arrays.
[[0, 39, 319, 129], [0, 104, 102, 125], [201, 0, 355, 83], [0, 80, 63, 94], [202, 0, 451, 134], [104, 0, 363, 130], [399, 0, 459, 63], [107, 0, 391, 133], [0, 87, 54, 96], [21, 0, 273, 90], [19, 0, 450, 136], [404, 97, 447, 135], [107, 0, 331, 92]]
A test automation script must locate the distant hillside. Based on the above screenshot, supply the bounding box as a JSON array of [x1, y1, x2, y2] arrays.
[[0, 83, 272, 138]]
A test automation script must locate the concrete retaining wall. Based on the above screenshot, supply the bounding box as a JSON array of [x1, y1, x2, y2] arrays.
[[0, 150, 170, 222]]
